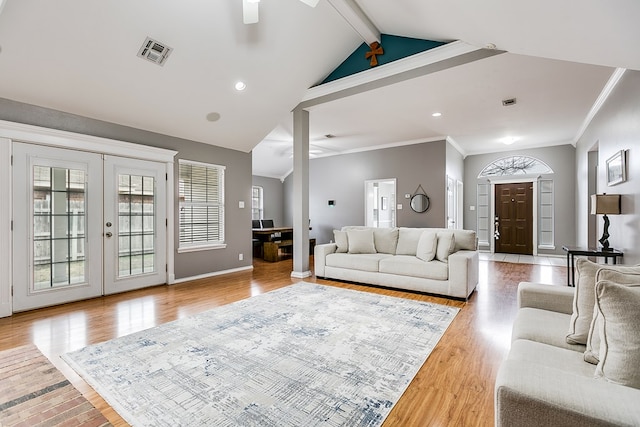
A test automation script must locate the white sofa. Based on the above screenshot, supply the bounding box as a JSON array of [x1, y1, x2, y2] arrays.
[[314, 226, 478, 300], [495, 259, 640, 426]]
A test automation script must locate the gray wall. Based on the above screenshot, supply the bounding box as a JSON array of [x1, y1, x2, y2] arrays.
[[252, 175, 285, 226], [0, 97, 253, 280], [446, 141, 464, 182], [464, 144, 576, 255], [576, 70, 640, 265], [285, 140, 449, 245]]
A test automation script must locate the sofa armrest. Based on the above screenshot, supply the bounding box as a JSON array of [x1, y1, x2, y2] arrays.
[[517, 282, 574, 315], [447, 250, 479, 299], [495, 360, 640, 427], [314, 243, 337, 277]]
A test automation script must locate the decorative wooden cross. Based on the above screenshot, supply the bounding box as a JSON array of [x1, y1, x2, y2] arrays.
[[365, 42, 384, 67]]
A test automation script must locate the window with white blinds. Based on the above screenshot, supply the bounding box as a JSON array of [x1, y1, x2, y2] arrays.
[[178, 160, 225, 250]]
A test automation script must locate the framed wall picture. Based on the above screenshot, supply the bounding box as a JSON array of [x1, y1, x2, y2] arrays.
[[606, 150, 627, 186]]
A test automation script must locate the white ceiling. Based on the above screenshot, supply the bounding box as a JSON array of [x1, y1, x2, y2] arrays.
[[1, 1, 638, 180]]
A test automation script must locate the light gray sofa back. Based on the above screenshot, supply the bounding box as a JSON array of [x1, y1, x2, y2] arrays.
[[340, 226, 477, 252]]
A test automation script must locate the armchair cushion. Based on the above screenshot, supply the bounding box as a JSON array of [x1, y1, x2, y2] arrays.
[[594, 280, 640, 388]]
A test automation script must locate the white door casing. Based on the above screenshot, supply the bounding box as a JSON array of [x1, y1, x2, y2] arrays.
[[1, 119, 176, 315]]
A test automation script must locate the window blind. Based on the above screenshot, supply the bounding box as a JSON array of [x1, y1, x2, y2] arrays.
[[179, 160, 225, 248]]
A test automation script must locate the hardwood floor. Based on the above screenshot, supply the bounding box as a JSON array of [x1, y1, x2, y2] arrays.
[[0, 257, 568, 426]]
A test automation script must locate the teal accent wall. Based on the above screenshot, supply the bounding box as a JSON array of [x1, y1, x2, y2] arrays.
[[320, 34, 446, 84]]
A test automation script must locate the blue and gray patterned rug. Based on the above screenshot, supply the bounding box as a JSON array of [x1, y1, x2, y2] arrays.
[[63, 282, 459, 427]]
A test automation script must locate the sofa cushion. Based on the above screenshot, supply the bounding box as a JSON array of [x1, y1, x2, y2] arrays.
[[325, 253, 391, 272], [373, 228, 399, 255], [379, 256, 448, 280], [416, 231, 437, 262], [347, 229, 376, 254], [585, 269, 640, 364], [512, 308, 585, 352], [594, 280, 640, 389], [436, 231, 456, 262], [395, 228, 424, 256], [333, 230, 348, 253]]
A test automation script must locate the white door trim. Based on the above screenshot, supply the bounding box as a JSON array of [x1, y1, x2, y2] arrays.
[[0, 120, 177, 316], [0, 138, 11, 317], [0, 120, 176, 163]]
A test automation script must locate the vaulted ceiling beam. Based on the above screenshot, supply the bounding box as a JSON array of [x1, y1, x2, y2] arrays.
[[326, 0, 380, 45]]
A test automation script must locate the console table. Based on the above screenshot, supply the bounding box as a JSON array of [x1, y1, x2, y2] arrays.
[[562, 246, 624, 287]]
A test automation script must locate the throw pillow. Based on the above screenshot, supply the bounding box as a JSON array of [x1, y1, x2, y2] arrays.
[[594, 280, 640, 389], [395, 228, 424, 256], [436, 232, 455, 262], [567, 259, 640, 345], [566, 258, 602, 345], [416, 231, 437, 262], [584, 269, 640, 364], [373, 228, 399, 255], [347, 229, 376, 254], [333, 230, 348, 253]]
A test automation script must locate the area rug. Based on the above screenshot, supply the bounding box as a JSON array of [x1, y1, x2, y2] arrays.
[[63, 282, 459, 427], [0, 344, 111, 427]]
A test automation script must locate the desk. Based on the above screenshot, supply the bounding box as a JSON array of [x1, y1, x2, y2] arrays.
[[252, 228, 315, 262], [562, 246, 624, 287], [252, 227, 293, 242]]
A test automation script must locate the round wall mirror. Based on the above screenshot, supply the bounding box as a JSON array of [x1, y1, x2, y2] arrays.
[[410, 194, 430, 213]]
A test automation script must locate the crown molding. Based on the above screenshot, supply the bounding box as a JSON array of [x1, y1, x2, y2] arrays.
[[573, 68, 626, 145]]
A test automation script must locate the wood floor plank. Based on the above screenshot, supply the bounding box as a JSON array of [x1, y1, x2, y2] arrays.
[[0, 257, 567, 426]]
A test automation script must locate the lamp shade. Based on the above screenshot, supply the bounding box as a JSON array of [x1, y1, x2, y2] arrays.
[[590, 194, 621, 215]]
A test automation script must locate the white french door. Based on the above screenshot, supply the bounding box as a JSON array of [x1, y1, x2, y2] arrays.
[[103, 155, 166, 295], [12, 143, 167, 311]]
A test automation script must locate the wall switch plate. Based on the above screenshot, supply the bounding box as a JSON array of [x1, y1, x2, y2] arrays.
[[239, 253, 244, 261], [397, 204, 403, 210], [238, 201, 245, 208], [470, 205, 476, 211]]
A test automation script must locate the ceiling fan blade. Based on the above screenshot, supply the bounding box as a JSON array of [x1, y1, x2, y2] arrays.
[[242, 0, 259, 24], [299, 0, 320, 7]]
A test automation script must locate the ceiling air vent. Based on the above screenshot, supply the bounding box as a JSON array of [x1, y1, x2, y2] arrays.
[[502, 98, 517, 107], [137, 37, 172, 66]]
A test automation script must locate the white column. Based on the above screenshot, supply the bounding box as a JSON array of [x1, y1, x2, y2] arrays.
[[291, 108, 311, 278]]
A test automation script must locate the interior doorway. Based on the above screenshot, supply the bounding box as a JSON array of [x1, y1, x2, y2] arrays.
[[494, 182, 533, 255], [365, 179, 396, 228]]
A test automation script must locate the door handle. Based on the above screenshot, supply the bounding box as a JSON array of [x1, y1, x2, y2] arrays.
[[105, 232, 113, 238]]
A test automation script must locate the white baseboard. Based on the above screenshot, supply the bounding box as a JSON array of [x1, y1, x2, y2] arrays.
[[172, 265, 253, 284], [291, 270, 312, 279]]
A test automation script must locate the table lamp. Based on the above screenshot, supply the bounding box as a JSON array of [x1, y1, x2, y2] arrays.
[[590, 194, 621, 251]]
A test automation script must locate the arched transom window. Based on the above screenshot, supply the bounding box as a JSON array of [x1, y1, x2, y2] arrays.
[[478, 155, 553, 177]]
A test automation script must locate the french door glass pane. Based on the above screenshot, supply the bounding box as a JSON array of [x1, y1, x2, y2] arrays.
[[32, 166, 87, 290], [118, 174, 156, 278]]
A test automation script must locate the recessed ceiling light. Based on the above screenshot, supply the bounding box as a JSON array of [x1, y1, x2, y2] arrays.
[[431, 112, 442, 117], [235, 81, 247, 91], [500, 137, 518, 145], [206, 112, 221, 122]]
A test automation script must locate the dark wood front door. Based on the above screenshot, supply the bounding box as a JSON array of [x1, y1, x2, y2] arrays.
[[495, 182, 533, 255]]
